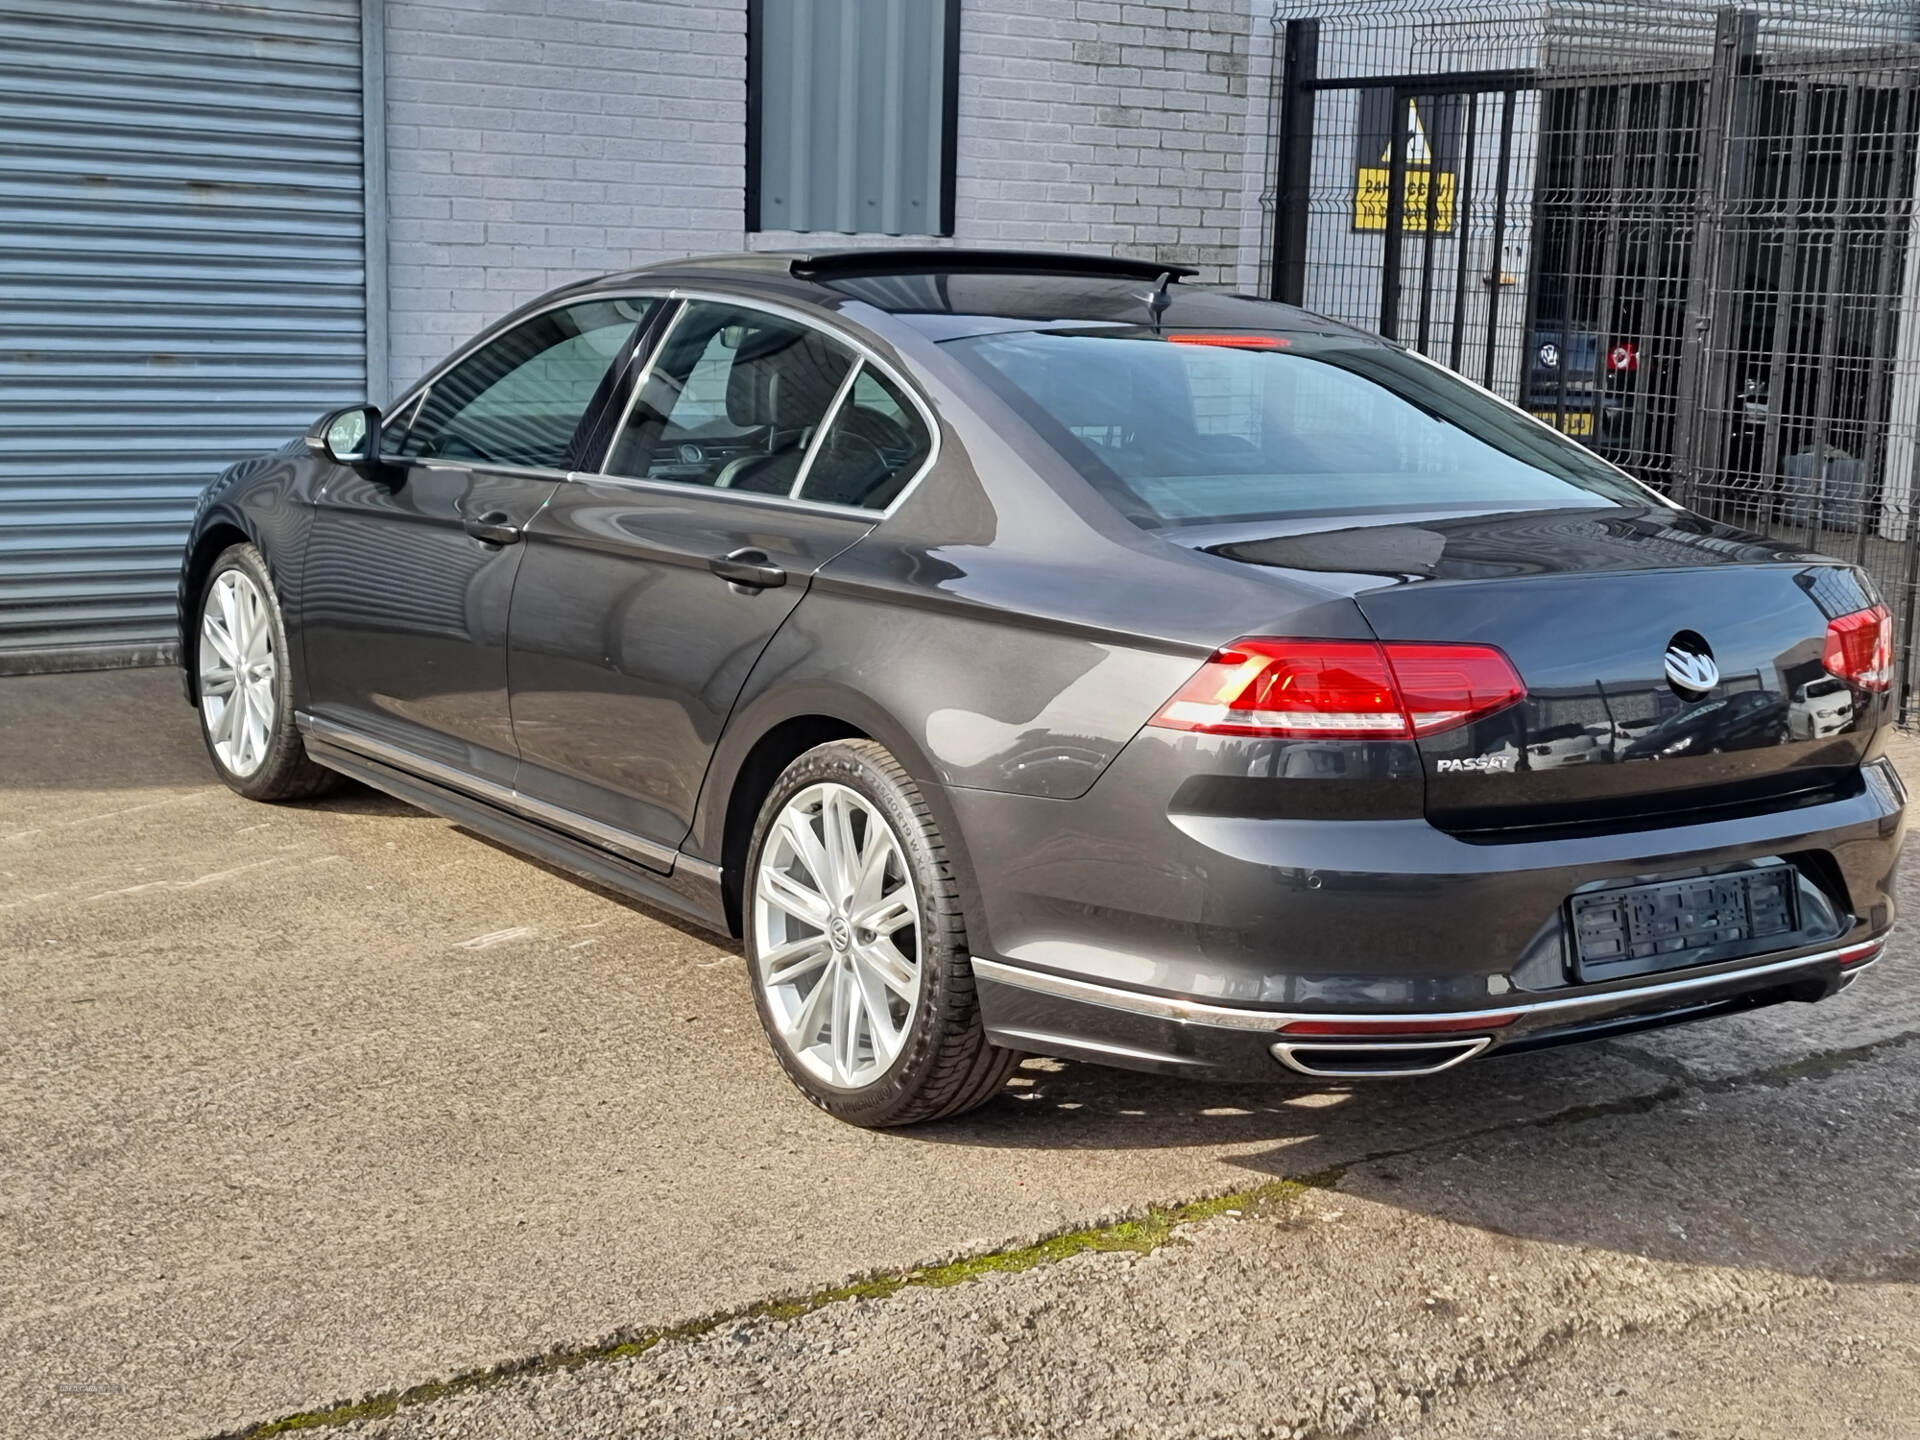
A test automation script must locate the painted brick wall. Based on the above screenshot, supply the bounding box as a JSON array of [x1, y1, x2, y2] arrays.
[[752, 0, 1261, 285], [381, 0, 747, 393], [381, 0, 1267, 393], [952, 0, 1257, 283]]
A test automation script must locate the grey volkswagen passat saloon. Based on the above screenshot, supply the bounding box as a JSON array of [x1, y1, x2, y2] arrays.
[[180, 250, 1903, 1126]]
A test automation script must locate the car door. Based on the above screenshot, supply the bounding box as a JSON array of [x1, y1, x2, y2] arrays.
[[506, 297, 936, 865], [302, 297, 653, 781]]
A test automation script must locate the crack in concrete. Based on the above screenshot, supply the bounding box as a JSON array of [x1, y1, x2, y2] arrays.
[[204, 1026, 1920, 1440]]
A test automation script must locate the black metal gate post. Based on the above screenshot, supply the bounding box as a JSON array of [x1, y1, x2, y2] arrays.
[[1483, 88, 1516, 390], [1379, 90, 1411, 337], [1672, 6, 1758, 511], [1270, 18, 1319, 306]]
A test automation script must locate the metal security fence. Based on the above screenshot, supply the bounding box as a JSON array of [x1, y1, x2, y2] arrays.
[[1265, 0, 1920, 716]]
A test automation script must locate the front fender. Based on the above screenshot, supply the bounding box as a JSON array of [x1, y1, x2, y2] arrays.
[[177, 442, 319, 707]]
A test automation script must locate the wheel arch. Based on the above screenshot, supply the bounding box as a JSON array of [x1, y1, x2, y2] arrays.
[[700, 691, 987, 946], [178, 516, 254, 707]]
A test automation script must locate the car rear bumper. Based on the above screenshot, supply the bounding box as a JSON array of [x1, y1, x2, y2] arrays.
[[952, 746, 1905, 1081], [973, 936, 1888, 1080]]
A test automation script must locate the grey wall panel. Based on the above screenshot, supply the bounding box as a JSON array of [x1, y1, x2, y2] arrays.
[[0, 0, 368, 657], [756, 0, 950, 236]]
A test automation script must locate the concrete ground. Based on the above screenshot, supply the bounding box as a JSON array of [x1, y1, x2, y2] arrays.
[[2, 666, 1916, 1440]]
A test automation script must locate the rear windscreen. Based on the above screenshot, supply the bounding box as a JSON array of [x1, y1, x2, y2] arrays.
[[944, 328, 1651, 526]]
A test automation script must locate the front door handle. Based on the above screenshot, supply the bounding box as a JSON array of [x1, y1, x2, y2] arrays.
[[709, 548, 788, 590], [462, 511, 522, 546]]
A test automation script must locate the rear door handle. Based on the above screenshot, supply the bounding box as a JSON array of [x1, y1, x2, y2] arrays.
[[462, 511, 522, 545], [709, 548, 787, 590]]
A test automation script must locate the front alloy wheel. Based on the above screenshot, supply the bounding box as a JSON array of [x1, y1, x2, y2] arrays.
[[199, 567, 277, 778], [193, 542, 340, 802], [743, 740, 1022, 1126]]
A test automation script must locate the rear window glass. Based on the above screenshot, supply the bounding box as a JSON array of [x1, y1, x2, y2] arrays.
[[943, 328, 1649, 526]]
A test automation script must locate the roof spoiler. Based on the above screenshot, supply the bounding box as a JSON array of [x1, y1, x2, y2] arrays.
[[789, 249, 1199, 283]]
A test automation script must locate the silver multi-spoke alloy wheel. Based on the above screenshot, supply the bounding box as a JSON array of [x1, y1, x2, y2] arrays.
[[198, 567, 278, 778], [752, 781, 922, 1089]]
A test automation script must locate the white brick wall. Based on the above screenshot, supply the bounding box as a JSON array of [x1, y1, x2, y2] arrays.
[[380, 0, 1265, 392], [950, 0, 1256, 283], [382, 0, 748, 392]]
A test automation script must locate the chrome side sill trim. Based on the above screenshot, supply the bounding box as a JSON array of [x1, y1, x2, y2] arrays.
[[1272, 1037, 1492, 1079], [300, 714, 681, 872], [971, 940, 1881, 1035]]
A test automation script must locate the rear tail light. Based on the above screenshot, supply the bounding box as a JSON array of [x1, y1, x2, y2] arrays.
[[1822, 603, 1893, 691], [1150, 638, 1525, 740]]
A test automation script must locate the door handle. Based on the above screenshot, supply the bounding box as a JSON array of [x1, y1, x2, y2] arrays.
[[462, 511, 522, 545], [708, 547, 788, 590]]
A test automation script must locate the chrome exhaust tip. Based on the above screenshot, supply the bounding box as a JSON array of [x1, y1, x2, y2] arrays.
[[1270, 1035, 1493, 1079]]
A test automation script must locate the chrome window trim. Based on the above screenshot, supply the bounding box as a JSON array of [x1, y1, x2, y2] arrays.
[[412, 459, 576, 483], [300, 714, 680, 872], [970, 941, 1884, 1035], [787, 357, 866, 500], [571, 469, 886, 524], [590, 288, 943, 520], [376, 284, 944, 520]]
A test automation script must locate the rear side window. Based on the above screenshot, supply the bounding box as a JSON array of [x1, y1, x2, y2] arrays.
[[395, 299, 648, 469], [797, 367, 933, 510], [604, 302, 855, 495], [945, 329, 1649, 526]]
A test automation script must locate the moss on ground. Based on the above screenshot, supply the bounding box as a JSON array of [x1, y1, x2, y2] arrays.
[[223, 1177, 1325, 1438]]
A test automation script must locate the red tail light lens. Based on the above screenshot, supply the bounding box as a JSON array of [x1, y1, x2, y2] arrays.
[[1150, 638, 1525, 740], [1822, 604, 1893, 691]]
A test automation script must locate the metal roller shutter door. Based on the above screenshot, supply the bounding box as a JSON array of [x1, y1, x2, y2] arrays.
[[0, 0, 369, 664]]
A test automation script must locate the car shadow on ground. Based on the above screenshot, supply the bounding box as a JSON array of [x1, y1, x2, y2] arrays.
[[917, 1039, 1920, 1282]]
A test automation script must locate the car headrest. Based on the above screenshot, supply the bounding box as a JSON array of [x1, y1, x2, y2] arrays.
[[725, 328, 852, 432]]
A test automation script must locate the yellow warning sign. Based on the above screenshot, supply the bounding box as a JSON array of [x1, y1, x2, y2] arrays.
[[1351, 94, 1459, 234], [1353, 166, 1456, 232]]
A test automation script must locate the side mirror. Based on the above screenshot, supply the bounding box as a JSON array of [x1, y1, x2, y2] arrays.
[[305, 404, 383, 470]]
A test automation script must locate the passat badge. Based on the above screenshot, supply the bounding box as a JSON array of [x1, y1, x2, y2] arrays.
[[1438, 754, 1516, 773], [1663, 633, 1719, 698]]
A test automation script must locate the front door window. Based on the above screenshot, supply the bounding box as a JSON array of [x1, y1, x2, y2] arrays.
[[395, 298, 652, 470]]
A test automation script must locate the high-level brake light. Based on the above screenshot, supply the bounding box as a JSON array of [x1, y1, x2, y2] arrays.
[[1822, 603, 1893, 691], [1166, 333, 1289, 349], [1149, 638, 1526, 740]]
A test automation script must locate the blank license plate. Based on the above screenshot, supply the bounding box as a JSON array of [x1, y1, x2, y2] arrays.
[[1569, 866, 1798, 981]]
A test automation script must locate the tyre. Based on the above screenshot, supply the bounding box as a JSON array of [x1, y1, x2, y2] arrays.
[[743, 739, 1022, 1127], [193, 542, 341, 802]]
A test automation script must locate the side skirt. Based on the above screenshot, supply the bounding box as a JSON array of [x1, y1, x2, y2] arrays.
[[304, 737, 733, 938]]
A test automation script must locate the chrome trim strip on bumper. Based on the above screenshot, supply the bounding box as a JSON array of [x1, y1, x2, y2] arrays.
[[300, 713, 681, 872], [1271, 1036, 1493, 1079], [971, 939, 1884, 1036]]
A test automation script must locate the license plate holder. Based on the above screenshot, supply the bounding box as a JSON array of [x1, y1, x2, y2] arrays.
[[1569, 866, 1798, 982]]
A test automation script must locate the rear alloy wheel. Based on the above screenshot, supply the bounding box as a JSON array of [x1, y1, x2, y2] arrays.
[[195, 543, 340, 802], [745, 740, 1022, 1126]]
